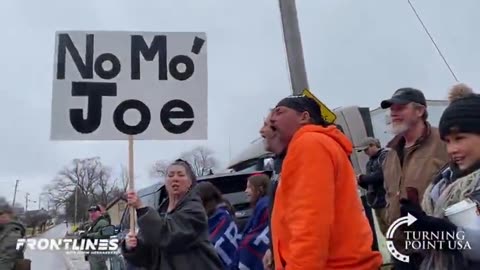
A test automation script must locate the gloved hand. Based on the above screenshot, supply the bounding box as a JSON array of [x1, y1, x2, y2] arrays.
[[357, 175, 369, 189], [399, 198, 424, 218], [79, 232, 88, 239], [400, 199, 457, 233]]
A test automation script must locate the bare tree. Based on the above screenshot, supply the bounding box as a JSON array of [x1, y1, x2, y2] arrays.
[[44, 184, 65, 212], [63, 188, 89, 223], [93, 166, 121, 206], [150, 146, 218, 180], [118, 164, 144, 191], [180, 146, 218, 176], [46, 157, 121, 218], [95, 164, 130, 205], [47, 157, 100, 206], [118, 165, 129, 191], [150, 160, 170, 179]]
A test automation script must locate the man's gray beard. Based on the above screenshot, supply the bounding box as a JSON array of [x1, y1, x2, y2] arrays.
[[391, 123, 409, 135]]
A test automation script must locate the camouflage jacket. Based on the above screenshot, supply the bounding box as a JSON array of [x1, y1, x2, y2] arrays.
[[86, 216, 110, 239], [0, 221, 25, 270]]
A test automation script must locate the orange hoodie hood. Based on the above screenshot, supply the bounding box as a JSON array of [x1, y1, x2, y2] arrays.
[[291, 124, 353, 156]]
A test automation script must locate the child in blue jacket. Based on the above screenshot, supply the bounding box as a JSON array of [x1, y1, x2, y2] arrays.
[[197, 181, 239, 269], [235, 174, 270, 270]]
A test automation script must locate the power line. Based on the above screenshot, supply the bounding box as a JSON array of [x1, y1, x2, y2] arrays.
[[407, 0, 459, 82]]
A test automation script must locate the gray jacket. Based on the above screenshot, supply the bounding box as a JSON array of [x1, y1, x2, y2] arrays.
[[0, 221, 25, 270], [121, 188, 223, 270]]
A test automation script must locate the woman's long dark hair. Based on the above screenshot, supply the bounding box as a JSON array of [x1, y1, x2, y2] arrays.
[[196, 181, 235, 217]]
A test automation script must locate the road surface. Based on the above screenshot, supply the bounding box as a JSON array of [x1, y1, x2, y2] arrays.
[[25, 223, 71, 270]]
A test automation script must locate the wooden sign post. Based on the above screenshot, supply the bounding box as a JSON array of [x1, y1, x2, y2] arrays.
[[128, 135, 136, 234]]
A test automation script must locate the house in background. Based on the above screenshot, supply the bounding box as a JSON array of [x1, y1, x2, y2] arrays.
[[106, 195, 127, 226], [13, 206, 25, 216]]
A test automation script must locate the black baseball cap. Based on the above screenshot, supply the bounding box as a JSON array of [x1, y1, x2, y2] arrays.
[[275, 95, 323, 124], [87, 205, 101, 212], [380, 88, 427, 109]]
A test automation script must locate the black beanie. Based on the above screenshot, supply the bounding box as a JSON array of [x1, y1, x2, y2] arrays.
[[275, 95, 324, 125], [439, 94, 480, 139]]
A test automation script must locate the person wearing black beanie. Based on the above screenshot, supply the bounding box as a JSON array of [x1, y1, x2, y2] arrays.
[[400, 84, 480, 270], [439, 94, 480, 146], [438, 84, 480, 176]]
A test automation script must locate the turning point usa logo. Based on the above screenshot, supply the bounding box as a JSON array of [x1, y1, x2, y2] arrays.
[[17, 238, 119, 254], [386, 214, 472, 262]]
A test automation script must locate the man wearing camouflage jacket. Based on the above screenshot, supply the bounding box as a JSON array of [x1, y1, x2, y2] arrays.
[[0, 197, 26, 270], [81, 205, 111, 270]]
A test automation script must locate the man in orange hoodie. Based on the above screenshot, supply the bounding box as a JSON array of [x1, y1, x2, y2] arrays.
[[269, 95, 383, 270]]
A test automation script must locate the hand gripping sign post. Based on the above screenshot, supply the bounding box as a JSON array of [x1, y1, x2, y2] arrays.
[[51, 31, 208, 233]]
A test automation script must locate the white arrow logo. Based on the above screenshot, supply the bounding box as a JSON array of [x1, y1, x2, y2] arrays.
[[386, 213, 417, 263]]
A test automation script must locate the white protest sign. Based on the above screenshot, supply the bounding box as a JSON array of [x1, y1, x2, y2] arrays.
[[51, 31, 208, 140]]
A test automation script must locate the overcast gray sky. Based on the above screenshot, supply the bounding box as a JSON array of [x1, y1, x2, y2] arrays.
[[1, 0, 479, 208]]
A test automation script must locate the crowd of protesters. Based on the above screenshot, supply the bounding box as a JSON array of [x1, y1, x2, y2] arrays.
[[3, 83, 478, 270], [121, 94, 386, 270], [356, 84, 480, 270], [126, 83, 480, 270], [0, 83, 478, 270], [117, 83, 480, 270]]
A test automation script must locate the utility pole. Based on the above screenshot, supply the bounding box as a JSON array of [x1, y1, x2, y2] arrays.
[[25, 193, 36, 212], [74, 187, 78, 226], [38, 194, 41, 209], [38, 193, 47, 209], [12, 180, 19, 207], [278, 0, 309, 95], [25, 193, 29, 212]]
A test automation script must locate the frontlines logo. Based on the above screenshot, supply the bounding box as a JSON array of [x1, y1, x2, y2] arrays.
[[16, 238, 119, 254], [386, 214, 471, 262]]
